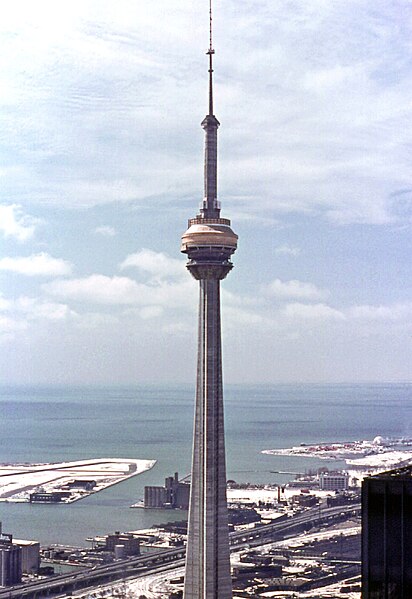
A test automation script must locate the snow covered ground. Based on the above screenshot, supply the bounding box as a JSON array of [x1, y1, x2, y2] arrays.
[[262, 437, 412, 472], [62, 519, 361, 599], [228, 485, 335, 505], [63, 565, 185, 599], [346, 450, 412, 469], [0, 458, 156, 503]]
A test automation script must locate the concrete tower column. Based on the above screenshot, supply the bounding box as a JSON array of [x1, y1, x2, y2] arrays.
[[181, 6, 238, 596], [183, 273, 232, 599]]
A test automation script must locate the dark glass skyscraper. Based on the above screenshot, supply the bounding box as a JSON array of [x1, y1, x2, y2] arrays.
[[362, 466, 412, 598], [180, 8, 237, 598]]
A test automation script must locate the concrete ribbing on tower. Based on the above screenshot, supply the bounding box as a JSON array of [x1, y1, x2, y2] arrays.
[[202, 115, 219, 213], [183, 275, 232, 599]]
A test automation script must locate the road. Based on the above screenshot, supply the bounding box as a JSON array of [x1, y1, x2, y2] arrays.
[[0, 503, 360, 598]]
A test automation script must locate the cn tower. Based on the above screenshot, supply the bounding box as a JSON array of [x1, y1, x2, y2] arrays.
[[181, 2, 237, 598]]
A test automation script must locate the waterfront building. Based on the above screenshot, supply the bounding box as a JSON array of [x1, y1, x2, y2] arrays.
[[319, 472, 349, 491], [180, 4, 237, 597], [165, 472, 190, 510], [144, 472, 190, 510], [29, 491, 71, 503], [106, 532, 140, 556], [0, 545, 22, 587], [362, 465, 412, 598], [144, 484, 167, 508], [0, 525, 22, 587], [67, 479, 96, 491], [13, 540, 40, 574]]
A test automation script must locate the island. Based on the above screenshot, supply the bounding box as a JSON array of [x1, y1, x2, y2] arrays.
[[0, 458, 156, 503], [262, 436, 412, 475]]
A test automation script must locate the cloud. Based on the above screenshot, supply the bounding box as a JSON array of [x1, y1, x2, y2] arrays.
[[94, 225, 116, 237], [0, 2, 410, 227], [120, 249, 186, 280], [44, 275, 146, 305], [161, 321, 192, 335], [281, 302, 345, 321], [0, 295, 11, 311], [0, 315, 28, 336], [0, 4, 410, 383], [139, 306, 164, 320], [0, 204, 38, 241], [224, 305, 265, 327], [267, 278, 328, 301], [43, 273, 196, 308], [274, 245, 301, 257], [348, 302, 412, 322], [279, 300, 412, 326], [13, 297, 76, 321], [73, 312, 119, 331], [0, 295, 75, 341], [0, 253, 72, 276]]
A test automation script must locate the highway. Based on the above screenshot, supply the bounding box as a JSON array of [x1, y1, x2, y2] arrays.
[[0, 503, 360, 598], [230, 502, 360, 546]]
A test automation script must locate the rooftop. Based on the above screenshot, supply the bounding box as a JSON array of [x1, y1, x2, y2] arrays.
[[370, 464, 412, 480]]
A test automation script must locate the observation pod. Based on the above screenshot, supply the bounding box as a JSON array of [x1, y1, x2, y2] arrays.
[[181, 217, 238, 280]]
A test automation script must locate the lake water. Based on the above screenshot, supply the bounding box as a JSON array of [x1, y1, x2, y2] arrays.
[[0, 383, 410, 546]]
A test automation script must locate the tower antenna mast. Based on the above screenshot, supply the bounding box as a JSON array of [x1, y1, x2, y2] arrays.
[[209, 0, 213, 52], [207, 0, 215, 115]]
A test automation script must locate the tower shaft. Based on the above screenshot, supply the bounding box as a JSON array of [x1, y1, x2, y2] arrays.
[[181, 3, 237, 597], [203, 116, 219, 215], [184, 278, 232, 599]]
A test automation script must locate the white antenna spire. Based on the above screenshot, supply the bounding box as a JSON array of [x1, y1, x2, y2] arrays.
[[206, 0, 215, 115]]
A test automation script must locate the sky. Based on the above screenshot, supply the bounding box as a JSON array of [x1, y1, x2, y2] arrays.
[[0, 0, 411, 385]]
